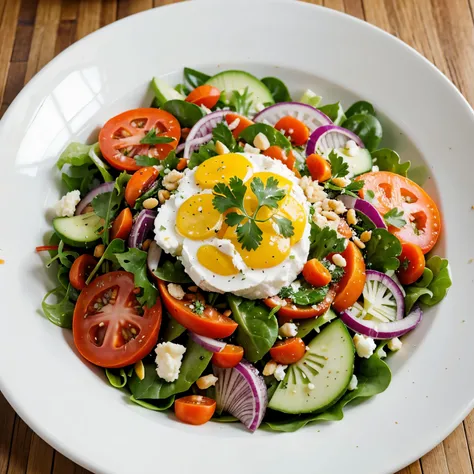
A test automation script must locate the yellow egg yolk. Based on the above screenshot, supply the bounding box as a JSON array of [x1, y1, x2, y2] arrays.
[[279, 196, 306, 244], [176, 194, 223, 240], [194, 153, 253, 189], [197, 245, 239, 276]]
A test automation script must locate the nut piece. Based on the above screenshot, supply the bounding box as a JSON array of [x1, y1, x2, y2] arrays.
[[167, 283, 185, 300], [353, 236, 366, 249], [162, 169, 183, 191], [143, 197, 159, 209], [332, 177, 351, 188], [332, 253, 347, 268], [215, 140, 230, 155], [360, 230, 372, 242], [263, 360, 278, 376], [196, 374, 218, 390], [134, 360, 145, 381], [321, 210, 339, 221], [158, 189, 171, 204], [94, 244, 105, 258], [253, 132, 271, 151], [346, 208, 357, 226], [243, 143, 261, 154], [142, 239, 152, 251]]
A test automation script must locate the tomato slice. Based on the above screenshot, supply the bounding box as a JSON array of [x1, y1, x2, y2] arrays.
[[356, 171, 441, 254], [69, 254, 97, 290], [174, 395, 216, 425], [99, 108, 181, 171], [157, 280, 237, 338], [331, 242, 366, 313], [125, 166, 159, 207], [73, 271, 162, 368], [263, 287, 336, 322]]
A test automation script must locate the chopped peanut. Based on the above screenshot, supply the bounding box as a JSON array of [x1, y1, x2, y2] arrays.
[[196, 374, 218, 390], [158, 189, 171, 204], [346, 208, 357, 226], [94, 244, 105, 258], [143, 197, 159, 209], [263, 360, 278, 376], [332, 254, 347, 268]]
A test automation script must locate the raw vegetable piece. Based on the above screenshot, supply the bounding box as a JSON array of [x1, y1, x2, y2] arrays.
[[302, 259, 332, 287], [125, 167, 159, 207], [53, 212, 103, 248], [162, 99, 205, 128], [175, 395, 216, 425], [151, 77, 185, 107], [296, 308, 337, 338], [338, 195, 387, 229], [306, 153, 332, 182], [185, 85, 221, 109], [227, 295, 278, 363], [73, 271, 162, 368], [274, 116, 309, 146], [262, 146, 295, 170], [341, 114, 383, 151], [266, 343, 391, 431], [57, 142, 97, 170], [128, 338, 212, 399], [146, 241, 162, 274], [261, 77, 292, 103], [188, 140, 217, 169], [309, 223, 346, 260], [105, 368, 128, 388], [88, 147, 114, 183], [318, 102, 346, 125], [75, 182, 115, 216], [110, 208, 133, 241], [345, 100, 376, 118], [269, 337, 306, 365], [41, 285, 76, 329], [212, 345, 244, 368], [225, 113, 254, 139], [299, 89, 322, 108], [161, 315, 187, 342], [69, 254, 97, 290], [184, 67, 211, 89], [239, 123, 291, 149], [278, 282, 329, 306], [306, 124, 364, 156], [61, 163, 99, 196], [127, 209, 156, 250], [268, 320, 354, 414], [85, 238, 125, 285], [383, 207, 407, 228], [130, 395, 175, 412], [371, 148, 410, 177], [153, 258, 193, 284], [213, 359, 268, 432], [211, 122, 237, 152], [396, 242, 425, 285], [364, 228, 402, 272], [190, 332, 226, 353]]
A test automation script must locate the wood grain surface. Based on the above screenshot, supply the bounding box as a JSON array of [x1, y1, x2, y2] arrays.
[[0, 0, 473, 473]]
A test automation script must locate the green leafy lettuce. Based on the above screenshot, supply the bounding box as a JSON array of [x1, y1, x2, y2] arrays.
[[309, 223, 346, 260], [371, 148, 410, 177], [364, 228, 402, 271]]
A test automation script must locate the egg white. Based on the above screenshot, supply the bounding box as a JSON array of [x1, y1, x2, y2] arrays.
[[154, 153, 311, 299]]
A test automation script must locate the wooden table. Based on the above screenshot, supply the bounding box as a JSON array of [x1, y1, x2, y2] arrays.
[[0, 0, 473, 472]]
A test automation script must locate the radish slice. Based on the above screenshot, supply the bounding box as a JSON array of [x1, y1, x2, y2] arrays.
[[190, 332, 226, 353], [253, 102, 331, 133], [341, 305, 422, 340], [146, 241, 163, 273], [306, 125, 364, 155], [128, 209, 156, 249], [75, 182, 115, 216], [213, 359, 268, 432], [183, 110, 231, 158], [338, 195, 387, 229]]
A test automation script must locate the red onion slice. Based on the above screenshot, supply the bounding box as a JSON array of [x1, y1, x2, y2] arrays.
[[75, 182, 115, 216], [338, 195, 387, 229], [213, 359, 268, 432], [254, 102, 331, 133], [128, 209, 156, 249], [306, 125, 364, 156], [183, 110, 231, 158], [183, 133, 213, 159], [190, 332, 226, 353], [146, 241, 162, 273]]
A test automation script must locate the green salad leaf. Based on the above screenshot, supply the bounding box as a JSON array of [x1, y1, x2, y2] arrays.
[[128, 339, 212, 399], [212, 122, 237, 152], [129, 395, 175, 411], [89, 147, 113, 182], [188, 141, 217, 169], [57, 142, 95, 169], [364, 228, 402, 271], [279, 282, 328, 306], [41, 285, 76, 329], [239, 123, 291, 149], [162, 99, 205, 128], [160, 151, 180, 177], [318, 102, 346, 125], [184, 67, 211, 88], [309, 223, 346, 260], [345, 100, 376, 118], [229, 87, 254, 116], [299, 89, 322, 108], [162, 314, 187, 342], [261, 77, 291, 103], [140, 129, 176, 145], [153, 258, 193, 284], [86, 238, 125, 284], [371, 148, 410, 177], [115, 248, 158, 308], [105, 368, 128, 388], [227, 295, 278, 363], [61, 163, 99, 195], [342, 114, 383, 151]]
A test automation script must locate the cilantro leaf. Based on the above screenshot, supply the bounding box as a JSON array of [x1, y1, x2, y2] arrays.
[[309, 223, 346, 260], [372, 148, 410, 177], [250, 176, 286, 210], [212, 177, 246, 213], [115, 248, 158, 308], [225, 212, 245, 226], [328, 151, 349, 178], [188, 141, 217, 169], [140, 129, 176, 145], [322, 258, 345, 283], [279, 282, 328, 306], [135, 155, 160, 166], [325, 179, 364, 198], [273, 216, 294, 238], [364, 228, 402, 271], [212, 122, 236, 151], [236, 219, 263, 251], [365, 189, 375, 203], [160, 151, 179, 177], [384, 207, 406, 228]]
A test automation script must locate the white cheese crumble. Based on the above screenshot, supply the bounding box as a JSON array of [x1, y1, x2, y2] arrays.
[[274, 364, 288, 381], [54, 190, 81, 217], [348, 374, 358, 391], [196, 374, 218, 390], [279, 322, 298, 338], [371, 165, 380, 172], [155, 342, 186, 382], [388, 337, 403, 351], [353, 334, 376, 359], [253, 132, 271, 151], [167, 283, 185, 300], [243, 143, 261, 154], [228, 118, 240, 130]]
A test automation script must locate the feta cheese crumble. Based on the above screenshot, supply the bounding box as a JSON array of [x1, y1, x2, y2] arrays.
[[155, 342, 186, 382], [279, 322, 298, 338], [353, 334, 376, 359], [274, 364, 288, 381], [348, 374, 358, 391], [388, 337, 403, 351], [54, 190, 81, 217]]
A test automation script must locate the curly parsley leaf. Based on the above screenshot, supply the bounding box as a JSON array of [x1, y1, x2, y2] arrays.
[[309, 223, 346, 260], [364, 228, 402, 271], [383, 207, 406, 228], [140, 129, 176, 145], [328, 151, 349, 178], [212, 122, 237, 151], [115, 248, 158, 308]]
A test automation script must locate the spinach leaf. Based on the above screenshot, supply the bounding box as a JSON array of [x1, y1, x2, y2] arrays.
[[212, 122, 237, 151], [41, 285, 76, 328], [296, 308, 337, 338], [229, 87, 254, 116], [364, 228, 402, 271], [162, 100, 205, 128], [129, 395, 175, 411], [86, 238, 125, 284], [309, 223, 346, 260], [227, 295, 278, 363], [371, 148, 410, 177], [345, 100, 376, 118], [160, 151, 180, 177], [266, 344, 391, 432], [105, 368, 128, 388], [318, 102, 346, 125], [239, 123, 291, 149], [61, 164, 99, 195], [162, 314, 187, 342], [153, 258, 192, 284], [279, 282, 328, 306], [115, 248, 158, 307], [89, 147, 114, 182], [261, 77, 291, 103], [57, 142, 95, 169], [128, 339, 212, 399], [184, 67, 211, 88], [188, 141, 217, 169], [342, 114, 383, 151], [408, 164, 429, 186]]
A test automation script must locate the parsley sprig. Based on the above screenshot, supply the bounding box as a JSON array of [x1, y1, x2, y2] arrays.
[[324, 151, 365, 197], [212, 176, 294, 251], [140, 129, 175, 145]]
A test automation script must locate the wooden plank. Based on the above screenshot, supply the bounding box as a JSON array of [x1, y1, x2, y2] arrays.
[[52, 452, 91, 474], [6, 417, 32, 474], [117, 0, 153, 19], [421, 442, 449, 474], [76, 0, 102, 40], [25, 0, 62, 83], [443, 423, 474, 474], [2, 61, 26, 106], [343, 0, 365, 19], [25, 435, 53, 474], [324, 0, 345, 12], [0, 395, 15, 474], [0, 0, 22, 105], [464, 411, 474, 469], [396, 460, 423, 474], [100, 0, 118, 27]]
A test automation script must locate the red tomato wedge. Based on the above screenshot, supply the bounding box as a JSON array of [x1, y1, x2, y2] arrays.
[[356, 171, 441, 254], [73, 271, 162, 368], [69, 254, 97, 291], [99, 108, 181, 171], [157, 280, 237, 338]]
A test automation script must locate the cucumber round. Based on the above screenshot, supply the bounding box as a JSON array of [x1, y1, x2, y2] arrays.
[[151, 77, 185, 107], [268, 319, 354, 414], [205, 70, 274, 111], [53, 212, 103, 248], [331, 147, 373, 176]]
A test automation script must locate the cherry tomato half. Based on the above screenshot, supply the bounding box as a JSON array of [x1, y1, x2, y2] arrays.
[[69, 254, 97, 290], [186, 85, 221, 109], [270, 337, 306, 365], [212, 344, 244, 368], [174, 395, 216, 425], [125, 166, 159, 207]]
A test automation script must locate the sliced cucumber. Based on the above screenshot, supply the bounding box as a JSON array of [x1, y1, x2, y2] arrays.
[[205, 70, 274, 110], [268, 319, 354, 414], [296, 308, 337, 338], [53, 212, 103, 247], [151, 77, 185, 107], [328, 147, 373, 176]]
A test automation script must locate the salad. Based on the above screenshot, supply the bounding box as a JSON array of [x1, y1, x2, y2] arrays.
[[38, 67, 452, 432]]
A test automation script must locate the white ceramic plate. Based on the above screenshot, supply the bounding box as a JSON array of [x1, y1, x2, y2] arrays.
[[1, 1, 473, 473]]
